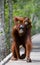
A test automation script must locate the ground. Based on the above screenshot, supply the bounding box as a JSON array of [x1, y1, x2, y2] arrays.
[[5, 52, 40, 65]]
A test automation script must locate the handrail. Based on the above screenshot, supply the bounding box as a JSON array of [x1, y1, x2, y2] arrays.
[[1, 53, 12, 65]]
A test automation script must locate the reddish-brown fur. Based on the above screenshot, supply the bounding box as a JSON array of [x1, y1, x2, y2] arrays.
[[11, 17, 32, 62]]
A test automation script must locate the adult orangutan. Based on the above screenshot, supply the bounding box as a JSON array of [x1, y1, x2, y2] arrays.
[[11, 16, 32, 62]]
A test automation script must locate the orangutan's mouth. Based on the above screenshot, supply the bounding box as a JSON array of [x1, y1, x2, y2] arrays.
[[19, 29, 24, 34]]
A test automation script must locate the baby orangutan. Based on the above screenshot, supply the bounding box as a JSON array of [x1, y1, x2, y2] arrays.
[[11, 16, 32, 62]]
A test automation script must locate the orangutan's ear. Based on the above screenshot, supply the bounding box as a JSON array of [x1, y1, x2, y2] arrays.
[[28, 18, 32, 23], [29, 19, 32, 27], [13, 17, 18, 22]]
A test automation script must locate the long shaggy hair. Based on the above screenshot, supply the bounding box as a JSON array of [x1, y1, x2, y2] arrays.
[[11, 17, 32, 62]]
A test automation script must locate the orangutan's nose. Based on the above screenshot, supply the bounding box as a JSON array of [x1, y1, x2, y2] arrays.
[[19, 25, 24, 29]]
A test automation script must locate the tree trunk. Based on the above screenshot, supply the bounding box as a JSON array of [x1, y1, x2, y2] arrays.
[[8, 0, 13, 43]]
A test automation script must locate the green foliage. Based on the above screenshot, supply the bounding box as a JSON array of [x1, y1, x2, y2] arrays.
[[12, 0, 40, 36], [4, 0, 40, 54]]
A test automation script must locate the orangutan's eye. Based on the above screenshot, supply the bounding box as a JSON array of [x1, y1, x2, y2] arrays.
[[18, 21, 20, 24], [25, 22, 28, 25]]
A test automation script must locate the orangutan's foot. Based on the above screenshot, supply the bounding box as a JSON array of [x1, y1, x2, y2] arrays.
[[27, 58, 32, 62], [11, 56, 18, 60]]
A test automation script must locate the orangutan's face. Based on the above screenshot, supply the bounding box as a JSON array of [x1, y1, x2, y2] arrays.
[[15, 17, 31, 36]]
